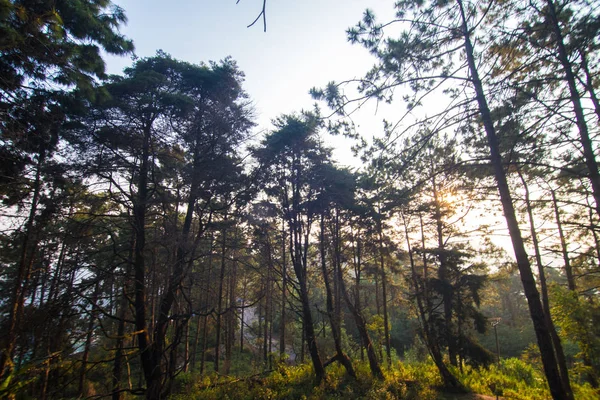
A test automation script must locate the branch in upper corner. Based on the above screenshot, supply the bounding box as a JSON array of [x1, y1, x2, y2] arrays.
[[237, 0, 267, 32]]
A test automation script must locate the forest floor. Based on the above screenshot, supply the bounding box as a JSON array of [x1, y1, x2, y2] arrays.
[[170, 359, 599, 399]]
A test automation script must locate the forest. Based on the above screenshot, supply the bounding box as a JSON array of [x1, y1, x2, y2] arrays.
[[0, 0, 599, 399]]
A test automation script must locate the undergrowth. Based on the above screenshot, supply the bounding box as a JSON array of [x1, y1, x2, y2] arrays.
[[456, 358, 599, 400], [170, 358, 600, 399]]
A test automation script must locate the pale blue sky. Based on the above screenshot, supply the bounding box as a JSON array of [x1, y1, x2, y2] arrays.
[[105, 0, 396, 162]]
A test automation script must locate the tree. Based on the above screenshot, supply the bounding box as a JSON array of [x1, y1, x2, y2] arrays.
[[69, 53, 253, 399], [253, 113, 329, 384], [315, 164, 357, 378]]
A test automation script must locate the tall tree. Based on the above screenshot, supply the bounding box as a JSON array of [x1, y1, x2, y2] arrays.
[[70, 53, 253, 399], [254, 113, 329, 384]]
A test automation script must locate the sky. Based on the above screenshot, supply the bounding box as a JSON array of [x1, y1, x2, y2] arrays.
[[104, 0, 398, 165], [103, 0, 519, 256]]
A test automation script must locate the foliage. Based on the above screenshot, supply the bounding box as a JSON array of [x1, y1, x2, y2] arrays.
[[170, 361, 440, 399], [168, 358, 600, 399], [458, 358, 599, 400], [551, 285, 600, 384]]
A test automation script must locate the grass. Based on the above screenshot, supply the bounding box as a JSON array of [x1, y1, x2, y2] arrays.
[[169, 358, 600, 399]]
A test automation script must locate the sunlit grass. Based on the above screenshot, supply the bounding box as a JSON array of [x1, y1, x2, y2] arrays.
[[170, 358, 600, 399]]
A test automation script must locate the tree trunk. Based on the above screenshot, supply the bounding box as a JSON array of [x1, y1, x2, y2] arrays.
[[225, 248, 237, 374], [215, 224, 228, 373], [0, 150, 45, 384], [240, 276, 247, 354], [350, 230, 365, 362], [339, 254, 383, 379], [545, 0, 600, 220], [431, 174, 457, 367], [519, 170, 571, 398], [549, 188, 575, 291], [112, 286, 129, 400], [402, 211, 460, 389], [376, 215, 392, 368], [131, 122, 156, 398], [263, 232, 273, 368], [78, 281, 100, 397], [320, 214, 356, 379], [199, 236, 214, 376], [458, 2, 570, 398], [148, 156, 202, 399], [289, 211, 324, 382], [279, 223, 287, 359]]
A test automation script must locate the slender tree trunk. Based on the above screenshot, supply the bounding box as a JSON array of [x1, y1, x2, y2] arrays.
[[131, 122, 156, 398], [585, 195, 600, 268], [40, 341, 51, 400], [215, 224, 228, 373], [544, 0, 600, 220], [300, 318, 305, 363], [240, 276, 247, 354], [549, 188, 575, 291], [268, 299, 274, 370], [279, 223, 287, 359], [262, 285, 269, 367], [112, 286, 129, 400], [78, 281, 100, 397], [148, 155, 202, 399], [339, 256, 383, 379], [419, 214, 429, 303], [458, 2, 570, 398], [0, 150, 45, 384], [296, 268, 324, 383], [352, 231, 365, 362], [287, 155, 324, 383], [200, 236, 214, 376], [402, 211, 460, 388], [320, 214, 356, 379], [431, 175, 457, 367], [263, 233, 273, 368], [519, 171, 571, 395], [183, 321, 190, 373], [225, 250, 237, 374], [289, 211, 324, 382], [376, 216, 392, 368]]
